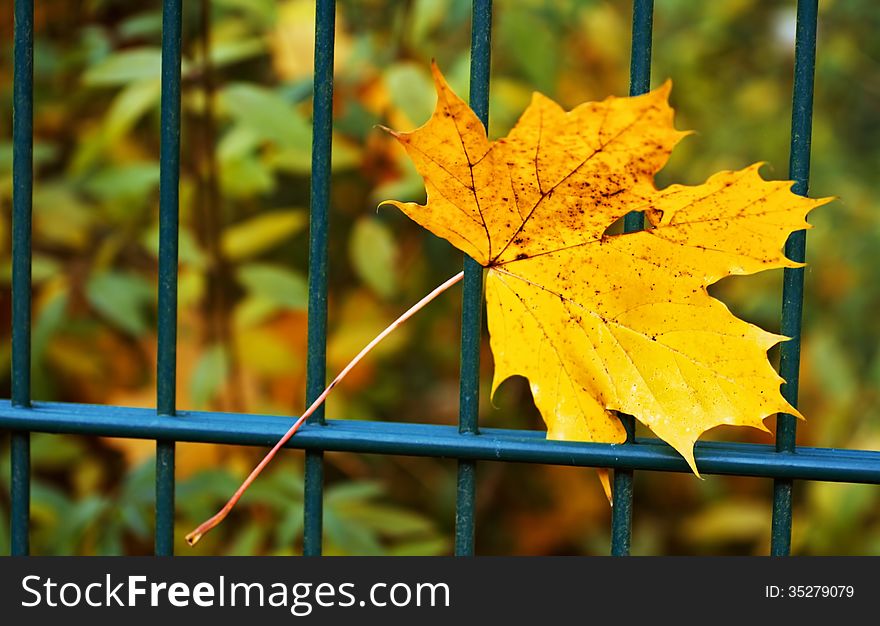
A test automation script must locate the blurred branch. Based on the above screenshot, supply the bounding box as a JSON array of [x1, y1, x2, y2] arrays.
[[194, 0, 244, 411]]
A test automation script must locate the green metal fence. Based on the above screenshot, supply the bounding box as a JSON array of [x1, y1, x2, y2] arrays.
[[4, 0, 880, 557]]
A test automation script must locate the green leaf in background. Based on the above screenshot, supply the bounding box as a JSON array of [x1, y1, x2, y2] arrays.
[[325, 481, 386, 505], [218, 124, 263, 161], [213, 0, 277, 26], [322, 481, 445, 555], [408, 0, 454, 45], [349, 217, 398, 298], [337, 503, 436, 538], [221, 83, 312, 149], [679, 500, 769, 547], [55, 496, 110, 554], [86, 271, 155, 336], [33, 256, 62, 284], [114, 462, 155, 541], [0, 254, 60, 285], [221, 208, 308, 260], [30, 433, 87, 470], [72, 79, 161, 173], [32, 290, 69, 367], [370, 162, 425, 206], [33, 185, 96, 249], [211, 38, 268, 68], [224, 525, 265, 556], [386, 537, 449, 556], [120, 503, 151, 541], [247, 480, 303, 510], [497, 8, 559, 94], [82, 162, 160, 201], [83, 48, 165, 86], [267, 136, 361, 174], [384, 63, 436, 125], [142, 224, 207, 268], [324, 509, 384, 555], [190, 344, 230, 409], [178, 269, 207, 309], [234, 295, 283, 329], [275, 502, 306, 549], [118, 12, 164, 40], [101, 79, 162, 139], [236, 263, 308, 310], [220, 155, 276, 198], [0, 140, 58, 173], [175, 470, 244, 523]]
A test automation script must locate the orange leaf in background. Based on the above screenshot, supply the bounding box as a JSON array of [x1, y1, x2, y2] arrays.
[[382, 64, 832, 474]]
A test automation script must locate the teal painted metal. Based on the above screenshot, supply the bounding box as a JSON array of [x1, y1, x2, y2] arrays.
[[610, 419, 635, 556], [303, 0, 336, 557], [11, 1, 32, 410], [155, 441, 175, 555], [155, 0, 183, 556], [611, 0, 654, 558], [10, 0, 34, 557], [454, 0, 492, 558], [454, 459, 477, 556], [10, 433, 29, 555], [3, 403, 880, 484], [157, 0, 182, 420], [627, 0, 654, 98], [771, 0, 819, 557], [303, 451, 324, 556]]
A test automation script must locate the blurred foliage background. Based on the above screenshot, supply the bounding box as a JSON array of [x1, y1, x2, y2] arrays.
[[1, 0, 879, 555]]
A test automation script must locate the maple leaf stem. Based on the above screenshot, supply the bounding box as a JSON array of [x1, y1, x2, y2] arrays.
[[185, 270, 465, 547]]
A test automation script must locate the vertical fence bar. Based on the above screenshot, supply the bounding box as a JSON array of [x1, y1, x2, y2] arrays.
[[155, 0, 183, 556], [454, 0, 491, 557], [10, 0, 34, 557], [303, 0, 336, 557], [771, 0, 819, 557], [10, 434, 29, 556], [610, 0, 654, 557]]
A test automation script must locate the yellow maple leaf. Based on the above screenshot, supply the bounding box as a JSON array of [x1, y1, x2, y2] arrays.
[[381, 64, 832, 475]]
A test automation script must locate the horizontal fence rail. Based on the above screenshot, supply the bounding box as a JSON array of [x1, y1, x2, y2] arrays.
[[3, 403, 880, 485]]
